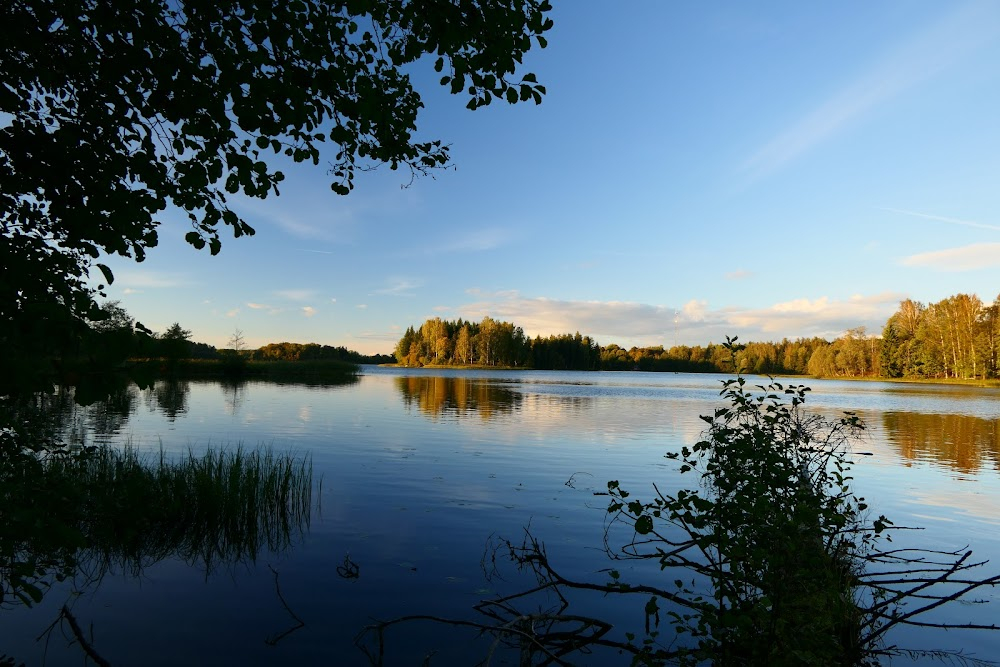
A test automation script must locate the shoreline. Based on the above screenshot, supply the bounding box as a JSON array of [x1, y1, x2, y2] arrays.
[[380, 364, 1000, 388]]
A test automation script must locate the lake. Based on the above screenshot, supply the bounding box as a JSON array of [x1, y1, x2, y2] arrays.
[[3, 367, 1000, 665]]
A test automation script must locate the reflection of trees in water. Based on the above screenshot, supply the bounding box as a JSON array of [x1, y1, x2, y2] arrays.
[[81, 383, 139, 439], [395, 376, 523, 421], [143, 379, 191, 421], [882, 412, 1000, 473], [221, 379, 248, 416]]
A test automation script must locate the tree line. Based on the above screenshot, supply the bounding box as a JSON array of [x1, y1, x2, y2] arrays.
[[397, 293, 1000, 380], [2, 301, 389, 392], [395, 317, 601, 370]]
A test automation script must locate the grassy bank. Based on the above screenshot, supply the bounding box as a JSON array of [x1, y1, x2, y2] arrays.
[[793, 373, 1000, 388], [128, 358, 359, 384]]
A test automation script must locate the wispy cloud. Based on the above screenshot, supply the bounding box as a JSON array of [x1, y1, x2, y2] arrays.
[[231, 193, 346, 243], [740, 3, 1000, 183], [882, 208, 1000, 233], [273, 289, 317, 301], [298, 248, 335, 255], [246, 302, 283, 315], [356, 304, 368, 310], [122, 288, 143, 295], [725, 269, 754, 281], [113, 270, 189, 289], [403, 227, 517, 256], [302, 306, 317, 317], [901, 243, 1000, 271], [438, 228, 515, 253], [226, 308, 240, 318], [375, 278, 422, 296]]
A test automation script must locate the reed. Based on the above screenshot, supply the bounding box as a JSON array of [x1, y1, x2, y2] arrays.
[[2, 442, 313, 607]]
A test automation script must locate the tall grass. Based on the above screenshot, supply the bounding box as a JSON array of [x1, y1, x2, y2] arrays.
[[2, 442, 313, 607], [69, 445, 313, 575]]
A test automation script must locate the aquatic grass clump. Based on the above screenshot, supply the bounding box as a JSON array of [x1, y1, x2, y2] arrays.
[[69, 444, 313, 576], [1, 440, 313, 608]]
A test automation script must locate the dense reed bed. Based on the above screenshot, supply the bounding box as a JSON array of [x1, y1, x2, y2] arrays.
[[2, 442, 313, 607]]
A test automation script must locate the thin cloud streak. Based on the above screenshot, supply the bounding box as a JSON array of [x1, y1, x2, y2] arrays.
[[375, 278, 422, 296], [273, 289, 317, 301], [883, 208, 1000, 233], [402, 227, 517, 257], [740, 3, 999, 183], [113, 270, 189, 289]]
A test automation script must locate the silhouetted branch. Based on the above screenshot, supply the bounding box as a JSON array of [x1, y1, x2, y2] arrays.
[[61, 605, 111, 667], [264, 565, 305, 646]]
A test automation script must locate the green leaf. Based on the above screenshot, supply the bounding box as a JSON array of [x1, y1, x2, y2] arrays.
[[95, 263, 114, 285], [184, 232, 205, 249]]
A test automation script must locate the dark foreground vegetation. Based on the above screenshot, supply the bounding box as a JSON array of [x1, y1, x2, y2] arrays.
[[0, 413, 313, 663], [396, 292, 1000, 381], [363, 341, 1000, 665], [2, 301, 381, 395]]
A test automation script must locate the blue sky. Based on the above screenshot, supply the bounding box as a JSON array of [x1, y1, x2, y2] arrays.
[[98, 2, 1000, 354]]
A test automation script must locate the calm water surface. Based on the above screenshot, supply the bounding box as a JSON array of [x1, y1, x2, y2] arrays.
[[3, 368, 1000, 664]]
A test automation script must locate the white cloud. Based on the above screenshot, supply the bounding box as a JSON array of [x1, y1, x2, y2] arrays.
[[357, 304, 368, 310], [725, 269, 754, 281], [900, 243, 1000, 271], [302, 306, 317, 317], [682, 300, 708, 321], [455, 290, 903, 346], [246, 302, 283, 315], [122, 288, 143, 295], [226, 308, 240, 318], [725, 293, 903, 337]]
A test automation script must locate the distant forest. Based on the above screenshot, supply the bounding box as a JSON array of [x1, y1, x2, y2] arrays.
[[394, 293, 1000, 380], [80, 304, 394, 367]]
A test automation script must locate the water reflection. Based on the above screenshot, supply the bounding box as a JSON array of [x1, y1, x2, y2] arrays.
[[881, 411, 1000, 473], [143, 378, 191, 421], [395, 376, 524, 421], [222, 379, 248, 416]]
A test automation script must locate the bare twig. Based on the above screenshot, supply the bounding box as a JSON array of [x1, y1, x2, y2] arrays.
[[264, 565, 305, 646]]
